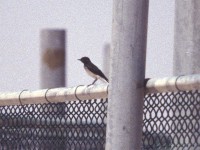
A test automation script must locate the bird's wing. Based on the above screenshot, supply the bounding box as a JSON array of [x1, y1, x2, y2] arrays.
[[85, 63, 109, 82]]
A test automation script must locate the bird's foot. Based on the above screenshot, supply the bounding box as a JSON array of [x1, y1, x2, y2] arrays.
[[87, 78, 98, 87], [87, 84, 94, 87]]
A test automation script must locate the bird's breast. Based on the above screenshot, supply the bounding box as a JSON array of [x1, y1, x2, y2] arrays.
[[84, 66, 99, 79]]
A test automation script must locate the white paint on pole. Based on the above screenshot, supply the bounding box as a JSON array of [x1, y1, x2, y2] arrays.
[[105, 0, 149, 149], [103, 43, 111, 78], [40, 29, 66, 88]]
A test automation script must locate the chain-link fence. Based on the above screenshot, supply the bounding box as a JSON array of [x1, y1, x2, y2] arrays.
[[0, 90, 199, 149], [0, 99, 107, 150], [143, 90, 200, 150]]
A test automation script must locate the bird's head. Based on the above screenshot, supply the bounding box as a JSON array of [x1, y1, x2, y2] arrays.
[[78, 57, 91, 64]]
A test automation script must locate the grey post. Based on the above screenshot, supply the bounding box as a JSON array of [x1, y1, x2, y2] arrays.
[[103, 43, 111, 78], [174, 0, 200, 148], [105, 0, 149, 150], [174, 1, 200, 75], [40, 29, 66, 88]]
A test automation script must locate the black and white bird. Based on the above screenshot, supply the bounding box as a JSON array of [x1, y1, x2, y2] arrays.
[[78, 57, 109, 84]]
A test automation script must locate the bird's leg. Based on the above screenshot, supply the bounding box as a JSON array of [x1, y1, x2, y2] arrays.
[[92, 78, 98, 84], [87, 78, 98, 87]]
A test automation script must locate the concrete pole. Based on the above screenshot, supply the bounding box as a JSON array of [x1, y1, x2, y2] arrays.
[[174, 1, 200, 148], [174, 1, 200, 75], [103, 43, 111, 78], [105, 0, 149, 150], [40, 29, 66, 89]]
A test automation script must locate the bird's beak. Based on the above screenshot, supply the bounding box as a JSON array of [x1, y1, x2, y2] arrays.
[[78, 59, 81, 61]]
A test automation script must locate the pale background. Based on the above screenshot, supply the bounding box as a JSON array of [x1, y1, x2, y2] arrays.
[[0, 1, 174, 92]]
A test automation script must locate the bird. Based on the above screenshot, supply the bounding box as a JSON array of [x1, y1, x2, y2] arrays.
[[78, 57, 109, 85]]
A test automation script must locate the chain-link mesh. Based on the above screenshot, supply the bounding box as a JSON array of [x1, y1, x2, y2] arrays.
[[0, 90, 200, 149], [0, 99, 107, 150], [143, 90, 200, 150]]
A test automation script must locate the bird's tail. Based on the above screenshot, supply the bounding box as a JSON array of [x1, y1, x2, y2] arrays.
[[100, 76, 109, 83], [105, 77, 109, 83]]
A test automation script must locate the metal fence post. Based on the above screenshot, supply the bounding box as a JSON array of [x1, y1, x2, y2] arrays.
[[40, 29, 66, 88], [105, 0, 149, 149]]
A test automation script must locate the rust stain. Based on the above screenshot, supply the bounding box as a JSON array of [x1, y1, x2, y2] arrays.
[[42, 48, 65, 69]]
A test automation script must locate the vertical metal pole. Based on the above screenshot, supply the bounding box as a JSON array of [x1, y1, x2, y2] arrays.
[[174, 1, 200, 148], [105, 0, 149, 150], [40, 29, 66, 88], [103, 43, 111, 78]]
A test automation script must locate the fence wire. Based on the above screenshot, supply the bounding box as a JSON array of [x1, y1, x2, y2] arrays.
[[0, 99, 107, 150], [143, 90, 200, 150], [0, 90, 199, 149]]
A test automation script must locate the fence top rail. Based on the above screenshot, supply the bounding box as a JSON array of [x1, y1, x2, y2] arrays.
[[145, 74, 200, 94], [0, 74, 199, 106], [0, 84, 109, 106]]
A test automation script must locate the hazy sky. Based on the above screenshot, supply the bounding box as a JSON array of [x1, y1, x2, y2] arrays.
[[0, 1, 174, 92]]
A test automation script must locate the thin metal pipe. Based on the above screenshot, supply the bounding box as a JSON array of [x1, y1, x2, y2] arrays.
[[0, 74, 199, 106], [0, 84, 108, 106], [145, 74, 200, 94]]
